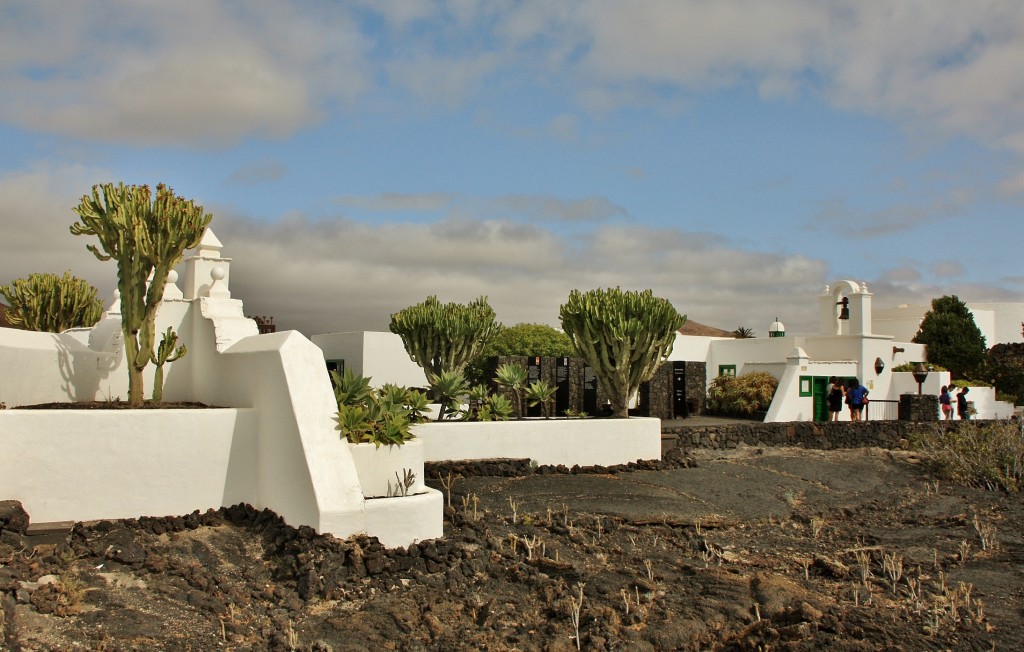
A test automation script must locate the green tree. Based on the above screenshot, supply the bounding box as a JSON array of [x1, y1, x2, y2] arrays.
[[389, 295, 499, 388], [733, 326, 756, 339], [0, 271, 103, 333], [71, 183, 212, 406], [912, 295, 987, 380], [559, 287, 686, 418], [465, 322, 574, 385], [986, 342, 1024, 405]]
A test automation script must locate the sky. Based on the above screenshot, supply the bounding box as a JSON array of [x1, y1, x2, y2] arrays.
[[1, 0, 1023, 337]]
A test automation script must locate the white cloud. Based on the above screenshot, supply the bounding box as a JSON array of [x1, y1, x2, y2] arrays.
[[0, 2, 367, 145], [0, 163, 120, 297]]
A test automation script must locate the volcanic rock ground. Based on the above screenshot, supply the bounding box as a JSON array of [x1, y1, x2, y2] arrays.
[[2, 445, 1022, 651]]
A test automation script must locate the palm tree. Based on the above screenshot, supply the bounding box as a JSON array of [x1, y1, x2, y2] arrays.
[[733, 326, 756, 339]]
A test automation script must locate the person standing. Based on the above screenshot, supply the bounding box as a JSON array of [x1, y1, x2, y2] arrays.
[[846, 378, 867, 421], [939, 385, 953, 420], [827, 377, 845, 422], [957, 386, 971, 420]]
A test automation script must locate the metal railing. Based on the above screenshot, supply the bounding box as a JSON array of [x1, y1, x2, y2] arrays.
[[865, 400, 899, 421]]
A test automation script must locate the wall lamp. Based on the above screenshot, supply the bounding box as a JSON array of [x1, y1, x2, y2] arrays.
[[836, 296, 850, 320], [874, 357, 885, 374]]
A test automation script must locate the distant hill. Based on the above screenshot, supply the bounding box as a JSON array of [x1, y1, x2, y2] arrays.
[[678, 319, 736, 338]]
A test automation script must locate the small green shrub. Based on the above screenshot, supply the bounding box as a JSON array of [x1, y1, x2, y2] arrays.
[[706, 371, 778, 416], [910, 420, 1024, 492], [892, 362, 948, 373]]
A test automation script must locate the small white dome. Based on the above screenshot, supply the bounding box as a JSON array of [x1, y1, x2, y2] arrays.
[[769, 319, 785, 332]]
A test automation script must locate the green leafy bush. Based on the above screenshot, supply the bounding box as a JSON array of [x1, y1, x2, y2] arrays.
[[332, 369, 428, 447], [910, 420, 1024, 492], [465, 323, 574, 385], [706, 371, 778, 416]]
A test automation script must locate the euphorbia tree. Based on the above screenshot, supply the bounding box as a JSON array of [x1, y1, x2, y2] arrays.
[[71, 183, 212, 406], [0, 271, 103, 333], [389, 295, 500, 386], [560, 287, 686, 418]]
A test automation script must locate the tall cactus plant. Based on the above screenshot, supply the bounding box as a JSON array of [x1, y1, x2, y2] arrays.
[[389, 296, 500, 389], [559, 288, 686, 418], [0, 271, 103, 333], [71, 183, 212, 406]]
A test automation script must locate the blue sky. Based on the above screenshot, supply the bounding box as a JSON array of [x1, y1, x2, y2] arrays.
[[2, 1, 1022, 335]]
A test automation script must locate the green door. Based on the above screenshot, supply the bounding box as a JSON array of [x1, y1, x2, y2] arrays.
[[812, 377, 829, 421]]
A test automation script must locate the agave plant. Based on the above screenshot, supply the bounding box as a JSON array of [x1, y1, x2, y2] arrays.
[[494, 363, 529, 418], [331, 368, 372, 407], [379, 383, 431, 424], [333, 371, 422, 447], [429, 370, 470, 421], [525, 380, 557, 418], [478, 393, 513, 421]]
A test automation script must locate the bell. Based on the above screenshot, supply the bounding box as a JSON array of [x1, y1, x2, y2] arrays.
[[836, 297, 850, 320]]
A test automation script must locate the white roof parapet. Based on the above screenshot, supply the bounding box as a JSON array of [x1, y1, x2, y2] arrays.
[[787, 347, 809, 363], [195, 229, 224, 258]]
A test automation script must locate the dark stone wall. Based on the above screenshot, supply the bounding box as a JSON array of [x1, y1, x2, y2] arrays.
[[638, 361, 707, 419], [661, 419, 1004, 452], [899, 394, 939, 421], [486, 356, 707, 418]]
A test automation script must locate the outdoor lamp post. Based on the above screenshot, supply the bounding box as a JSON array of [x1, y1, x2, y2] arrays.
[[912, 362, 929, 395]]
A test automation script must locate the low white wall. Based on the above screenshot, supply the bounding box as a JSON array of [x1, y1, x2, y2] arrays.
[[0, 409, 257, 523], [348, 439, 427, 498], [413, 417, 662, 466]]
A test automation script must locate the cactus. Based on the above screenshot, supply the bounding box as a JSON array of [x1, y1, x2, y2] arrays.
[[150, 326, 186, 402], [559, 288, 686, 418], [389, 295, 499, 388], [0, 271, 103, 332], [71, 183, 212, 406]]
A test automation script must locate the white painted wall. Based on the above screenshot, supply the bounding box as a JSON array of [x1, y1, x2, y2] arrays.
[[311, 331, 428, 388], [666, 333, 731, 362], [414, 417, 662, 467], [968, 303, 1024, 345]]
